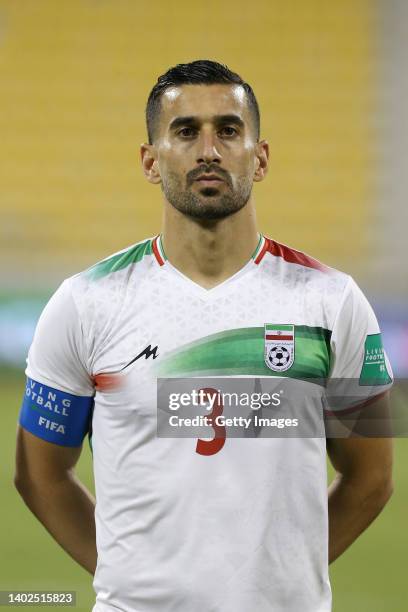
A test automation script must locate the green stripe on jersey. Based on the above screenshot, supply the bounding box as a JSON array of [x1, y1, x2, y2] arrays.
[[251, 233, 263, 259], [85, 238, 153, 280], [265, 324, 293, 332], [157, 325, 331, 381]]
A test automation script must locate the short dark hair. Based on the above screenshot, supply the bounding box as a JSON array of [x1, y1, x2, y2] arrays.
[[145, 59, 260, 144]]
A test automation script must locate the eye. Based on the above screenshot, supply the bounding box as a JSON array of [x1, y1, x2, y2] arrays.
[[219, 126, 238, 137], [178, 127, 196, 138]]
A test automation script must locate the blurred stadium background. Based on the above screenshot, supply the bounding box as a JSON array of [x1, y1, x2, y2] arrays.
[[0, 1, 406, 610]]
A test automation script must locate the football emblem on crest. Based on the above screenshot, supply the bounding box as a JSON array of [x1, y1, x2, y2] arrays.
[[264, 325, 295, 372]]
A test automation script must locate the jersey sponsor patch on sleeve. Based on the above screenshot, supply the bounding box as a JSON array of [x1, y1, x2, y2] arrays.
[[19, 377, 94, 446], [359, 333, 393, 386]]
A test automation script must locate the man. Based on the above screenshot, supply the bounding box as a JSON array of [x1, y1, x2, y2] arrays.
[[15, 60, 394, 612]]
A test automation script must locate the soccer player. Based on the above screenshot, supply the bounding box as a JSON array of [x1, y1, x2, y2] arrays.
[[15, 60, 394, 612]]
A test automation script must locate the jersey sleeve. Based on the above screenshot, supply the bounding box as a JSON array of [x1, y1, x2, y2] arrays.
[[19, 278, 95, 447], [326, 276, 393, 413]]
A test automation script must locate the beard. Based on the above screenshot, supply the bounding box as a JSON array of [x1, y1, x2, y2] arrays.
[[161, 170, 253, 220]]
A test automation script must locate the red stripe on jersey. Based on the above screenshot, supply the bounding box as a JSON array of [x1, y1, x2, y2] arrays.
[[254, 237, 269, 264], [152, 236, 165, 266], [256, 237, 329, 272], [266, 334, 293, 341], [92, 373, 124, 391]]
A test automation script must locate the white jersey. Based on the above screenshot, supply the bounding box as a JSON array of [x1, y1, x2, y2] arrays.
[[19, 234, 393, 612]]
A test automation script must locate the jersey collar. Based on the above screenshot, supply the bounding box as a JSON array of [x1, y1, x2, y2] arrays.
[[151, 234, 167, 266], [151, 233, 266, 267]]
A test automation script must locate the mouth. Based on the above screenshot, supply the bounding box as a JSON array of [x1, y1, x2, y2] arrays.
[[195, 174, 224, 186]]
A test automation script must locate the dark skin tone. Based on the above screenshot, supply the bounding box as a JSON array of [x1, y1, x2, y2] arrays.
[[14, 83, 393, 574]]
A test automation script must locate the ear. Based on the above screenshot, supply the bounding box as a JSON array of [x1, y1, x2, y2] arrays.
[[140, 143, 162, 184], [253, 140, 269, 182]]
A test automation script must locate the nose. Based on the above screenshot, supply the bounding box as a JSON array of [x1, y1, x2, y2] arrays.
[[196, 130, 222, 165]]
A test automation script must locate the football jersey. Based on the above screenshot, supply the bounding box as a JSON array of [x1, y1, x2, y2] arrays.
[[19, 233, 393, 612]]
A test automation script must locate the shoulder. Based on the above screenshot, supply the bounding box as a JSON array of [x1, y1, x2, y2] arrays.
[[258, 235, 340, 275], [62, 235, 158, 333], [260, 235, 349, 288], [79, 235, 156, 281], [68, 235, 157, 293], [257, 235, 355, 332]]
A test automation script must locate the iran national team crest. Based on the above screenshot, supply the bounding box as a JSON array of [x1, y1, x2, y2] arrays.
[[264, 324, 295, 372]]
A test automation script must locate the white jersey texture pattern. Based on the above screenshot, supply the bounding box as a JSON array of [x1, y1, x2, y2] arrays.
[[21, 234, 393, 612]]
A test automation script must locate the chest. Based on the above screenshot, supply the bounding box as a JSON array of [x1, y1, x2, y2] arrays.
[[91, 273, 333, 387]]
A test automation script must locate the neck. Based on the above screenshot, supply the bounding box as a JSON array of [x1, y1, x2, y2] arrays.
[[160, 197, 260, 290]]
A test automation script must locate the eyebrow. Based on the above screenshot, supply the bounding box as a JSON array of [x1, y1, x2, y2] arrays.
[[168, 114, 245, 132]]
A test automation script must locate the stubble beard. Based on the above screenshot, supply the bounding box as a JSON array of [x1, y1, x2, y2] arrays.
[[161, 172, 253, 220]]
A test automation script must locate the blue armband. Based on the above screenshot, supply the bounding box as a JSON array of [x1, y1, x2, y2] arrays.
[[19, 377, 94, 447]]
